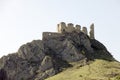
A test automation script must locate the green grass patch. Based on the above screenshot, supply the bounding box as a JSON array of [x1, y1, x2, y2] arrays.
[[46, 59, 120, 80]]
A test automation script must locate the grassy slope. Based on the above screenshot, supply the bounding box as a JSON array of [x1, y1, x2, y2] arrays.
[[46, 59, 120, 80]]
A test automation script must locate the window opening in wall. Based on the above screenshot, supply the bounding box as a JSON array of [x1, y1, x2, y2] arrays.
[[48, 33, 51, 36]]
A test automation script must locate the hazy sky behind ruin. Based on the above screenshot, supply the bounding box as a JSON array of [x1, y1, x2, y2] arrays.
[[0, 0, 120, 61]]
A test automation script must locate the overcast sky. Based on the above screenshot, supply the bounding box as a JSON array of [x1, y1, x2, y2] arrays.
[[0, 0, 120, 61]]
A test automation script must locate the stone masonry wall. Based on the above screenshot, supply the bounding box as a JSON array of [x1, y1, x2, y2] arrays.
[[57, 22, 95, 39], [42, 32, 64, 40], [57, 22, 81, 33]]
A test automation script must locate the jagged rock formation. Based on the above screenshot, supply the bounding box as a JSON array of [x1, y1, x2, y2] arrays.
[[0, 22, 114, 80]]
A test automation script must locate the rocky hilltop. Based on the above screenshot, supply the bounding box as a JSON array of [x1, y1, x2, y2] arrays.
[[0, 22, 117, 80]]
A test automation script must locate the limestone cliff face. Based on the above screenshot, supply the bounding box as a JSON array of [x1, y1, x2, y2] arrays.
[[0, 31, 114, 80]]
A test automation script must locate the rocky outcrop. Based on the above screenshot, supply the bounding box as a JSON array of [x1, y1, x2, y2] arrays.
[[18, 40, 45, 62], [0, 31, 114, 80], [34, 56, 56, 80]]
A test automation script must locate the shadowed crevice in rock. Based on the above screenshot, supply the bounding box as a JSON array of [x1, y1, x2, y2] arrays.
[[0, 69, 8, 80]]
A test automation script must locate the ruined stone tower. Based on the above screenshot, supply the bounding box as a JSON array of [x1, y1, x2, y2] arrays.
[[57, 22, 95, 39], [89, 23, 95, 39], [57, 22, 81, 33], [75, 25, 81, 33], [82, 27, 88, 34], [57, 22, 66, 33]]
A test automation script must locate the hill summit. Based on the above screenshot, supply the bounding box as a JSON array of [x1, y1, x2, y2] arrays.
[[0, 22, 119, 80]]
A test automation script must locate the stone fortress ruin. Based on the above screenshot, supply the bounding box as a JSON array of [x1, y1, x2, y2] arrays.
[[43, 22, 95, 39], [57, 22, 95, 39]]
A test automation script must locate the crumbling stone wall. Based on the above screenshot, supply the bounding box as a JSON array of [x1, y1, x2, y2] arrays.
[[57, 22, 95, 39], [57, 22, 81, 33], [42, 32, 64, 40]]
